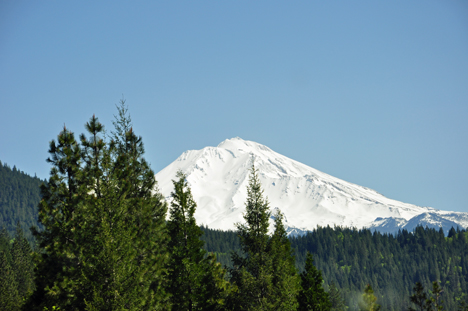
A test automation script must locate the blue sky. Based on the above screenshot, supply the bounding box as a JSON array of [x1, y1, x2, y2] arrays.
[[1, 1, 467, 213]]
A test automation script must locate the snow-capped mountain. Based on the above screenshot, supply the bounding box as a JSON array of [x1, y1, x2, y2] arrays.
[[155, 137, 468, 235], [368, 213, 464, 235]]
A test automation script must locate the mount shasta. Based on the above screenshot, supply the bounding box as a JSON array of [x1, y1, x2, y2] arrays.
[[155, 137, 468, 235]]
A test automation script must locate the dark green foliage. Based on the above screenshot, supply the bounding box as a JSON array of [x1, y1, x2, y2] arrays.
[[298, 252, 331, 311], [458, 299, 468, 311], [0, 228, 20, 311], [202, 225, 468, 310], [10, 223, 34, 301], [269, 211, 301, 310], [0, 224, 34, 310], [26, 102, 169, 310], [167, 171, 206, 309], [166, 171, 229, 310], [235, 165, 271, 256], [229, 164, 275, 310], [229, 165, 301, 310], [290, 226, 468, 310], [409, 282, 429, 311], [0, 249, 20, 311], [27, 124, 87, 310], [0, 227, 12, 267], [409, 281, 446, 311], [0, 161, 44, 244], [201, 226, 240, 268], [328, 281, 347, 311], [79, 111, 169, 311], [199, 253, 232, 310]]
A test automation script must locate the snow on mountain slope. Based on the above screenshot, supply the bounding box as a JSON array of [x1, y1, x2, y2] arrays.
[[155, 137, 467, 235]]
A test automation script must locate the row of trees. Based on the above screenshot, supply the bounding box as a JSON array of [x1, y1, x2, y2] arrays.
[[13, 102, 338, 310]]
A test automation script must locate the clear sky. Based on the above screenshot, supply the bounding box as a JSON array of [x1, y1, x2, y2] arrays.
[[1, 1, 467, 213]]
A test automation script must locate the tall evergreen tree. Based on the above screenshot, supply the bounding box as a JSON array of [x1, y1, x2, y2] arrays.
[[26, 103, 169, 310], [298, 252, 331, 311], [104, 103, 169, 311], [166, 170, 229, 311], [268, 211, 300, 310], [230, 164, 274, 310], [78, 113, 169, 310], [28, 125, 87, 310]]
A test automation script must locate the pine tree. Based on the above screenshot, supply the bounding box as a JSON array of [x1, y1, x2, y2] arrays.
[[86, 108, 169, 311], [28, 125, 87, 310], [230, 164, 274, 310], [167, 170, 209, 310], [26, 103, 169, 310], [78, 113, 154, 310], [298, 252, 331, 311], [268, 210, 300, 310], [166, 170, 229, 311]]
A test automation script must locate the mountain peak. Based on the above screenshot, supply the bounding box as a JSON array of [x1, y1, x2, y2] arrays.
[[217, 137, 273, 154], [155, 138, 468, 235]]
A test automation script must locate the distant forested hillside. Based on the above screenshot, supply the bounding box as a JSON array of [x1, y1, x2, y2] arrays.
[[0, 161, 44, 243], [202, 225, 468, 310]]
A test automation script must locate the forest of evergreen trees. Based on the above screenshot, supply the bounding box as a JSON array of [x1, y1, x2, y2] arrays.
[[0, 224, 35, 310], [201, 225, 468, 310], [1, 103, 467, 310], [0, 161, 44, 243]]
